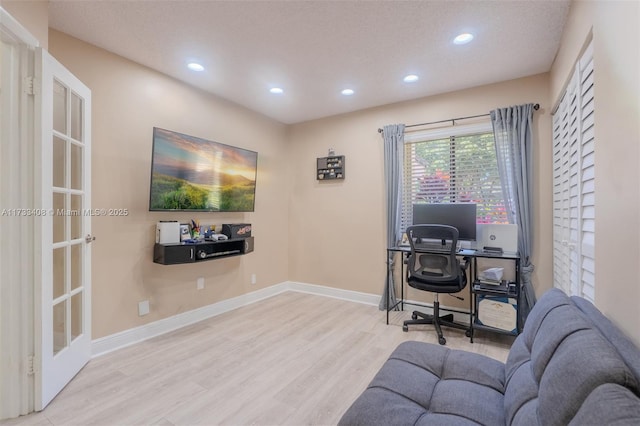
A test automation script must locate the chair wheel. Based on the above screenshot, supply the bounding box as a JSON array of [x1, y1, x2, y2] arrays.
[[411, 313, 418, 320], [403, 325, 408, 332], [465, 329, 472, 338], [438, 337, 446, 345]]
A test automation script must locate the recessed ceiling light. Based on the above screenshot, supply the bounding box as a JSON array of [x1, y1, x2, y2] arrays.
[[453, 33, 474, 45], [341, 89, 355, 96], [403, 74, 419, 83], [270, 87, 284, 94], [187, 62, 204, 71]]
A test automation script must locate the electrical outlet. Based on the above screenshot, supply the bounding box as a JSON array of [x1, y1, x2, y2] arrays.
[[138, 300, 150, 316], [197, 277, 205, 290], [251, 273, 257, 285]]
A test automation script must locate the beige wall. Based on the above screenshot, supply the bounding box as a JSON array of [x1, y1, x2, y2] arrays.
[[287, 74, 553, 308], [549, 0, 640, 346], [0, 0, 48, 49], [48, 30, 290, 339]]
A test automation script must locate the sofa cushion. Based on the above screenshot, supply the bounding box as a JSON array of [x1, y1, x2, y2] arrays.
[[338, 341, 506, 426], [569, 383, 640, 425], [571, 295, 640, 382], [504, 289, 640, 425]]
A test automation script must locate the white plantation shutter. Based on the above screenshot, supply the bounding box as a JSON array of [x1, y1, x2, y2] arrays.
[[579, 42, 596, 301], [552, 40, 595, 302], [401, 123, 507, 233], [552, 88, 572, 295]]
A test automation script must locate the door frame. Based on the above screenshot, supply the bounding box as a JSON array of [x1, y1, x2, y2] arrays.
[[0, 6, 39, 420]]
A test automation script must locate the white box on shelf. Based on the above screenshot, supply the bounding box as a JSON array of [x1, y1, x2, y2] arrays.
[[156, 221, 180, 244], [481, 267, 504, 281]]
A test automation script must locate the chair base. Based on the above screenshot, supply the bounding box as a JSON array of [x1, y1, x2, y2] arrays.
[[402, 301, 471, 345]]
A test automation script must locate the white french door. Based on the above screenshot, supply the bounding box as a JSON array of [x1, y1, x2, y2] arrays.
[[35, 47, 92, 410]]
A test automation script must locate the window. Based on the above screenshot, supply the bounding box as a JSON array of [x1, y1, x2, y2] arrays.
[[401, 123, 507, 233]]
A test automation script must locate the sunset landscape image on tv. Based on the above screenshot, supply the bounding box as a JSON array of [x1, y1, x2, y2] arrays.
[[149, 128, 258, 212]]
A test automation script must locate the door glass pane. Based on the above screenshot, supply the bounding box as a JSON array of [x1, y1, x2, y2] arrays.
[[70, 243, 82, 291], [70, 292, 82, 342], [53, 136, 66, 188], [53, 79, 67, 134], [53, 192, 66, 243], [70, 143, 82, 190], [70, 194, 82, 239], [53, 300, 67, 356], [70, 92, 83, 141], [53, 247, 66, 300]]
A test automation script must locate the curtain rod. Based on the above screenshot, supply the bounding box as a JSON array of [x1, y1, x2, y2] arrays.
[[377, 103, 540, 133]]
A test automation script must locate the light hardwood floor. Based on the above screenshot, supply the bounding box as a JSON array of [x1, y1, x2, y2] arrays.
[[3, 291, 514, 426]]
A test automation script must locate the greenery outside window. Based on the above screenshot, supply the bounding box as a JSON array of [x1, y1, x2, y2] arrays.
[[401, 124, 507, 232]]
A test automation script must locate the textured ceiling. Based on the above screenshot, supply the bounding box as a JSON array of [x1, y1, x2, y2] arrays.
[[48, 0, 570, 124]]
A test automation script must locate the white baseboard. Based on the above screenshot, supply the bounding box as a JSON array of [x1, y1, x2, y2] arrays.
[[91, 281, 381, 358], [287, 281, 380, 306]]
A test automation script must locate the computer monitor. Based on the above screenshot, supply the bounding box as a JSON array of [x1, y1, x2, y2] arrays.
[[412, 203, 477, 241]]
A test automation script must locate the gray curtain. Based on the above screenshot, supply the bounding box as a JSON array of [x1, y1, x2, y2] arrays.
[[379, 124, 405, 310], [490, 104, 536, 313]]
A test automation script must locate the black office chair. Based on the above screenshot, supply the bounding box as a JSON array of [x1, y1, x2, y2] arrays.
[[402, 224, 471, 345]]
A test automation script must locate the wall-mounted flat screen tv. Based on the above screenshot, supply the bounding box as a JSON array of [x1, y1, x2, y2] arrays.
[[149, 127, 258, 212]]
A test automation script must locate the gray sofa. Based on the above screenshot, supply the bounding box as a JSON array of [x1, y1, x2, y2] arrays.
[[339, 288, 640, 425]]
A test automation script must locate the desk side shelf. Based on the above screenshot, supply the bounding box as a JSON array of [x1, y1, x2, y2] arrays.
[[471, 254, 521, 338]]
